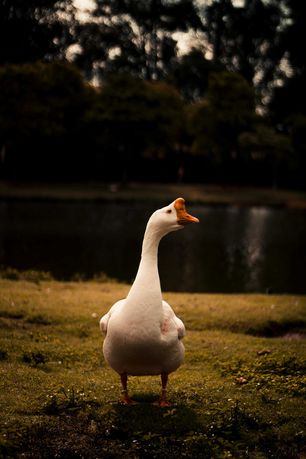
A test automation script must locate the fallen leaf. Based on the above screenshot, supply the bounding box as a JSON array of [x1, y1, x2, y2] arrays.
[[235, 377, 248, 385], [257, 349, 271, 356]]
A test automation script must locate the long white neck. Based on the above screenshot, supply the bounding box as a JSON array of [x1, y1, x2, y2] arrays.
[[122, 222, 164, 317]]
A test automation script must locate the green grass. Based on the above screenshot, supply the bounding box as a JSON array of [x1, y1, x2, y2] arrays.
[[0, 279, 305, 458]]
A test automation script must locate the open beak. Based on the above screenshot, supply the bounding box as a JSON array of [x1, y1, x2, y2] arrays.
[[174, 197, 200, 226]]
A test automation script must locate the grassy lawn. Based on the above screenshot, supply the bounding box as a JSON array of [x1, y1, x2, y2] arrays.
[[1, 181, 306, 208], [0, 279, 305, 458]]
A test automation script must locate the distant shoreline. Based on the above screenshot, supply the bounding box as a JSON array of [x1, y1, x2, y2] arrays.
[[1, 181, 306, 208]]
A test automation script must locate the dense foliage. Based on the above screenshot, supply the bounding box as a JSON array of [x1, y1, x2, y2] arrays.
[[0, 0, 305, 188]]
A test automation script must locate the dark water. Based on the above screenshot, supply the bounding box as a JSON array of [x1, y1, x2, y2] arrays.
[[0, 200, 306, 293]]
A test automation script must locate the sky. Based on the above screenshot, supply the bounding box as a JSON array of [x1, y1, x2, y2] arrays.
[[74, 0, 245, 9], [74, 0, 94, 19], [73, 0, 195, 54], [73, 0, 245, 55]]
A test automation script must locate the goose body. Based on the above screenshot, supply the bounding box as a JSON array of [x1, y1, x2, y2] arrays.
[[100, 197, 199, 404], [101, 299, 185, 376]]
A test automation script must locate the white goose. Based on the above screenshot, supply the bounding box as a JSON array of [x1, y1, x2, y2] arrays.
[[100, 197, 199, 405]]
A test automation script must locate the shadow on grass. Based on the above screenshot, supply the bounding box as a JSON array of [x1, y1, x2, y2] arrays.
[[112, 396, 201, 435], [6, 393, 306, 459], [14, 399, 211, 459], [245, 319, 306, 338]]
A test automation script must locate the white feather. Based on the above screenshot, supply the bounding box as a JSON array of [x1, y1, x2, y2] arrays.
[[100, 199, 196, 377]]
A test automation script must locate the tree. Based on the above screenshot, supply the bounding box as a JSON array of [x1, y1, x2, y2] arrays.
[[203, 0, 283, 96], [238, 122, 293, 188], [279, 0, 306, 78], [268, 1, 306, 187], [202, 0, 233, 64], [0, 0, 76, 65], [270, 73, 306, 124], [269, 0, 306, 121], [74, 0, 203, 81], [289, 115, 306, 188], [0, 62, 93, 179], [168, 48, 223, 102], [187, 71, 255, 170], [89, 73, 184, 182]]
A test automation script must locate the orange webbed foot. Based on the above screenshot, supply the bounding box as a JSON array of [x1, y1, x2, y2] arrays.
[[158, 399, 172, 407], [120, 394, 138, 405]]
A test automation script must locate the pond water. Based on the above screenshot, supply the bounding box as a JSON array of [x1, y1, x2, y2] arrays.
[[0, 200, 306, 293]]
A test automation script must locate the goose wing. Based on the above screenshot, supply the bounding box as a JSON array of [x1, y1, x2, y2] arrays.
[[162, 300, 186, 340], [99, 299, 125, 335]]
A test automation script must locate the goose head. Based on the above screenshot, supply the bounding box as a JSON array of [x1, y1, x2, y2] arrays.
[[147, 197, 199, 238]]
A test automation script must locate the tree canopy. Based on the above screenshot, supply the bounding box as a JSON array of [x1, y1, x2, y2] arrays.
[[0, 62, 93, 179], [0, 0, 76, 65], [74, 0, 203, 81], [0, 0, 305, 189], [202, 0, 284, 103], [187, 71, 256, 177]]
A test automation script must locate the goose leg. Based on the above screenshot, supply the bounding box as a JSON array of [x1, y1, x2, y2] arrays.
[[159, 372, 171, 407], [120, 373, 136, 405]]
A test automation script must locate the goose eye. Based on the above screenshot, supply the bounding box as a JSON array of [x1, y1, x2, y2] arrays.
[[166, 209, 172, 214]]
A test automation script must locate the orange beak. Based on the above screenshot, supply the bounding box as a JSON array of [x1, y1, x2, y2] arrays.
[[174, 197, 200, 225]]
